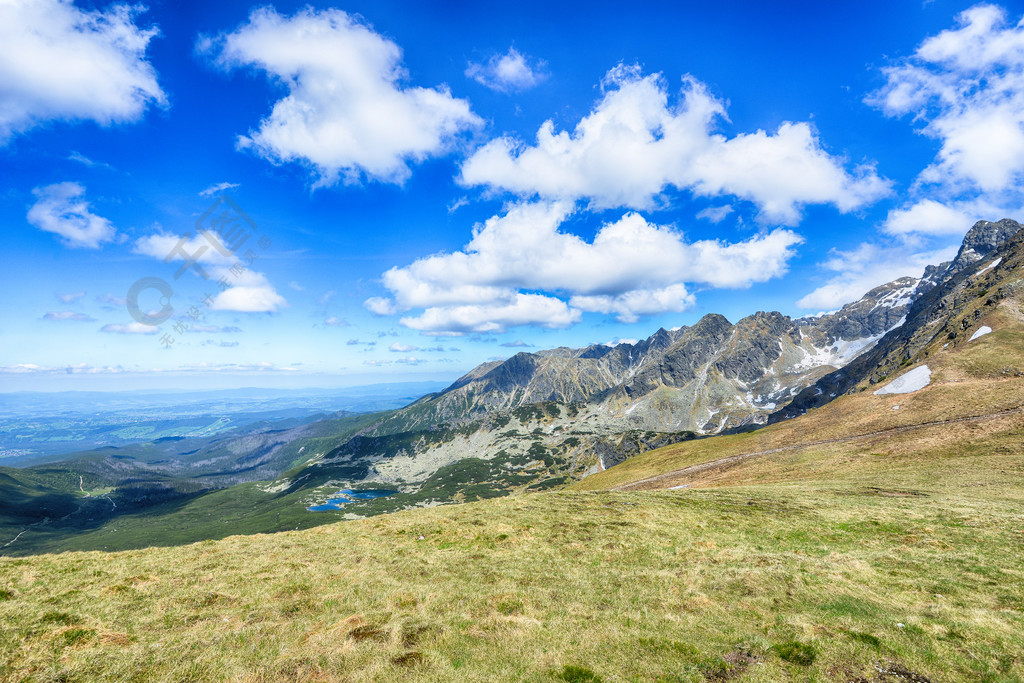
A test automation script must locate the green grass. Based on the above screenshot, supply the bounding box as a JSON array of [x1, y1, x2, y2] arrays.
[[1, 476, 1022, 681], [1, 279, 1021, 681]]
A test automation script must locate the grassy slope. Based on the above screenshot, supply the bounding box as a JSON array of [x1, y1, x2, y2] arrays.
[[574, 305, 1024, 494], [1, 308, 1022, 680]]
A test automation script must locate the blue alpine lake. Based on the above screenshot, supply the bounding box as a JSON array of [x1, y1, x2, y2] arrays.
[[307, 489, 397, 511]]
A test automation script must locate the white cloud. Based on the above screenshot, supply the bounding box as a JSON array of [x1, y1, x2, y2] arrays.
[[134, 232, 286, 313], [199, 182, 240, 197], [28, 182, 116, 248], [0, 0, 164, 143], [867, 5, 1024, 238], [570, 284, 696, 324], [366, 201, 802, 332], [101, 322, 159, 335], [208, 274, 287, 313], [696, 205, 733, 223], [881, 198, 985, 237], [460, 65, 890, 223], [324, 316, 348, 327], [389, 342, 418, 352], [401, 293, 581, 335], [57, 291, 86, 303], [365, 296, 401, 316], [869, 4, 1024, 193], [466, 47, 547, 92], [796, 242, 958, 310], [43, 311, 94, 321], [206, 7, 481, 186]]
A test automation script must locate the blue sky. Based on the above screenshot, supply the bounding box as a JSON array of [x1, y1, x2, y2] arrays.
[[2, 0, 1023, 391]]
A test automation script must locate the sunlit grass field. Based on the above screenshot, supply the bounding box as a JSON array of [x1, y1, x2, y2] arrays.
[[1, 307, 1022, 681]]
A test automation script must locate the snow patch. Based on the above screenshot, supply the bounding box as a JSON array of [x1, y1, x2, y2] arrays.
[[874, 365, 931, 395], [969, 326, 992, 341], [975, 257, 1002, 276]]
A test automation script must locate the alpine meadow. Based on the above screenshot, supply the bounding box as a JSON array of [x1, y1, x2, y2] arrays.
[[1, 2, 1023, 682]]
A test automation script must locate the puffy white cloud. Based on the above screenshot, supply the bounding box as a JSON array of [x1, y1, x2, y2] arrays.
[[365, 296, 402, 316], [796, 242, 958, 311], [570, 284, 696, 324], [28, 182, 116, 248], [881, 199, 983, 237], [366, 201, 802, 332], [0, 0, 164, 143], [868, 4, 1024, 237], [323, 316, 348, 327], [460, 65, 889, 223], [400, 293, 582, 334], [389, 342, 418, 352], [206, 7, 481, 186], [57, 291, 85, 303], [465, 48, 547, 92], [134, 232, 286, 313], [101, 322, 159, 335], [209, 279, 286, 313]]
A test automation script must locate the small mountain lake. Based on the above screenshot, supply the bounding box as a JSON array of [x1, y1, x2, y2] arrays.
[[307, 489, 397, 511]]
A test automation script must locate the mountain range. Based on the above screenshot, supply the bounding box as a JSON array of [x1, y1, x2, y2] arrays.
[[0, 217, 1020, 554]]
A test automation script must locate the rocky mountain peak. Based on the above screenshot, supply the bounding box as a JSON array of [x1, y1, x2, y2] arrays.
[[949, 218, 1023, 274]]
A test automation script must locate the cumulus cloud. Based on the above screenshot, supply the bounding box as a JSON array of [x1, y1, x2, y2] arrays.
[[365, 201, 802, 332], [28, 182, 116, 248], [796, 242, 959, 311], [101, 322, 159, 335], [460, 65, 890, 223], [205, 7, 481, 186], [0, 0, 164, 143], [389, 342, 418, 352], [465, 47, 547, 92], [134, 232, 286, 313], [43, 311, 94, 321], [324, 316, 349, 327], [878, 197, 1009, 238], [868, 4, 1024, 238]]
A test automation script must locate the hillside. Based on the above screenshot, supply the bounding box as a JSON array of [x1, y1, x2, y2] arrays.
[[2, 229, 1023, 680], [2, 368, 1022, 680]]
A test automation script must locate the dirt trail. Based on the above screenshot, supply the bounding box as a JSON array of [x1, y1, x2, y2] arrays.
[[612, 405, 1024, 491]]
